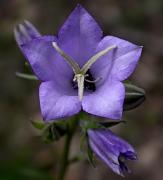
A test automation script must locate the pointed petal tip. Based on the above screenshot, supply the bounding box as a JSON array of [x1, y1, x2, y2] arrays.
[[13, 26, 18, 36], [23, 19, 31, 25], [73, 3, 88, 15], [124, 151, 138, 160], [76, 3, 84, 9], [14, 25, 22, 44], [131, 152, 138, 160]]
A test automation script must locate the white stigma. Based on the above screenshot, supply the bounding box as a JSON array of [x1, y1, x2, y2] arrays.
[[52, 42, 80, 74]]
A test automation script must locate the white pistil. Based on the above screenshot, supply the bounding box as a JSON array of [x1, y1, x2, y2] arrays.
[[74, 74, 85, 101], [52, 42, 116, 101]]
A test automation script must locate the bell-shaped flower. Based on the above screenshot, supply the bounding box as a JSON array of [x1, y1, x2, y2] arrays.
[[14, 4, 142, 121], [88, 129, 137, 176]]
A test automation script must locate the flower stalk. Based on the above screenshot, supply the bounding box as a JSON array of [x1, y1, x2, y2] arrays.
[[58, 116, 79, 180], [58, 131, 72, 180]]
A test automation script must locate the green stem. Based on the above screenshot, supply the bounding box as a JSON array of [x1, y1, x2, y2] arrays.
[[58, 134, 72, 180], [58, 117, 78, 180]]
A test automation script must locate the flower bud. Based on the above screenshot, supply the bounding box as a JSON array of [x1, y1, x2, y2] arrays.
[[87, 129, 137, 176]]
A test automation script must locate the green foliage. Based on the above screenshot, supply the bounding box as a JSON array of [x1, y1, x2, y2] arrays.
[[42, 121, 67, 144], [16, 72, 38, 81], [124, 83, 145, 111], [0, 162, 53, 180], [31, 121, 46, 130]]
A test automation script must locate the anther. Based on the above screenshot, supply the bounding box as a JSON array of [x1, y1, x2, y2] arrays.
[[85, 77, 102, 83]]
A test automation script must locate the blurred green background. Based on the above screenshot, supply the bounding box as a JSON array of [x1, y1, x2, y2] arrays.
[[0, 0, 163, 179]]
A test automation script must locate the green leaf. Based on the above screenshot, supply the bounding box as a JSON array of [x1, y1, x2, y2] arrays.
[[16, 72, 38, 80], [31, 121, 46, 130], [80, 129, 96, 168], [87, 139, 96, 168], [80, 119, 102, 131], [80, 130, 87, 152], [99, 120, 126, 128], [124, 83, 145, 111], [42, 121, 67, 143]]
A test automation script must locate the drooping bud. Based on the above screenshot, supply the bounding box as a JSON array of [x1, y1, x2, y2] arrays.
[[87, 128, 137, 176]]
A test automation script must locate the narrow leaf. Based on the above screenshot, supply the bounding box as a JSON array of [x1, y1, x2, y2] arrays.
[[31, 121, 46, 130], [87, 139, 96, 168], [16, 72, 38, 80], [99, 120, 126, 128], [124, 83, 145, 111]]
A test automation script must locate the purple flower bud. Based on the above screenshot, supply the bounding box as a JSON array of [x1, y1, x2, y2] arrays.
[[87, 129, 137, 176]]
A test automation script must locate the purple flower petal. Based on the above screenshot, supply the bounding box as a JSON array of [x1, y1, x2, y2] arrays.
[[39, 81, 81, 121], [58, 4, 103, 67], [14, 20, 41, 46], [88, 129, 137, 176], [82, 80, 125, 119], [20, 36, 73, 82], [91, 36, 142, 81]]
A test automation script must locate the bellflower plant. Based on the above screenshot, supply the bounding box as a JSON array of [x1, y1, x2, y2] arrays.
[[14, 4, 145, 180], [88, 128, 137, 176], [14, 4, 142, 121]]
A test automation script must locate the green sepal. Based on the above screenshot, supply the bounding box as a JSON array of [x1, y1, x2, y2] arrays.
[[16, 72, 38, 80], [86, 139, 96, 168], [31, 121, 46, 130], [80, 129, 87, 152], [80, 128, 96, 168], [80, 119, 103, 131], [42, 121, 67, 144], [123, 83, 145, 111], [99, 120, 125, 128]]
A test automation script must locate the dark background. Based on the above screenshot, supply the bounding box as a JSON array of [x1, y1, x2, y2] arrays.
[[0, 0, 163, 179]]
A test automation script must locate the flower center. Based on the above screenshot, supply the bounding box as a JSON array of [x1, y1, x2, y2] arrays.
[[52, 42, 117, 101], [72, 70, 96, 92]]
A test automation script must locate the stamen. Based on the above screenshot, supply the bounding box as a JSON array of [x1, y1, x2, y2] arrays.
[[85, 77, 102, 83], [52, 42, 80, 74], [81, 45, 117, 74], [84, 74, 89, 78]]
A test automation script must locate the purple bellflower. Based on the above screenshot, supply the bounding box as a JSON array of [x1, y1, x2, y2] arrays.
[[14, 4, 142, 121], [88, 129, 137, 176]]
